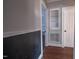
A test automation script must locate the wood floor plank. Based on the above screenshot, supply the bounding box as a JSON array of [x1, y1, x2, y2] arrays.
[[43, 46, 73, 59]]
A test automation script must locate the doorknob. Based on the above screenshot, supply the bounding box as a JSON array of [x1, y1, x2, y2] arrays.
[[64, 30, 66, 32]]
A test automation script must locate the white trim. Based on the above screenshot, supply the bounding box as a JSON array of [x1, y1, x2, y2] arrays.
[[40, 0, 47, 58], [62, 8, 64, 48], [45, 9, 49, 47], [38, 53, 43, 59], [40, 0, 43, 58], [64, 45, 74, 48], [47, 43, 62, 47], [3, 29, 40, 38]]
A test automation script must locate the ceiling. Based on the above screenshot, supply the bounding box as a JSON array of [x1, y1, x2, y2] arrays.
[[46, 0, 62, 3]]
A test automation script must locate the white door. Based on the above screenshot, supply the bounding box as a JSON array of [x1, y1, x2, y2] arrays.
[[48, 8, 62, 47], [62, 6, 75, 47]]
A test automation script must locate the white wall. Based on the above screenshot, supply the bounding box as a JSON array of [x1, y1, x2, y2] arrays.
[[34, 0, 41, 30], [3, 0, 41, 37], [47, 0, 75, 47]]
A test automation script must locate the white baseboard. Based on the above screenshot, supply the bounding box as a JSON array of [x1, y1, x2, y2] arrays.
[[64, 45, 74, 48], [47, 43, 63, 47], [3, 29, 40, 38], [46, 43, 74, 48], [38, 53, 43, 59]]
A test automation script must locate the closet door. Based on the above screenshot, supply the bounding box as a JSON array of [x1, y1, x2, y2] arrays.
[[62, 6, 74, 47]]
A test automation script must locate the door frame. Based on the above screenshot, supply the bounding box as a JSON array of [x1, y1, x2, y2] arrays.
[[41, 0, 48, 47], [38, 0, 48, 59]]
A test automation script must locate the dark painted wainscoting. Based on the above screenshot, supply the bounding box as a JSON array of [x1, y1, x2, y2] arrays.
[[3, 31, 41, 59]]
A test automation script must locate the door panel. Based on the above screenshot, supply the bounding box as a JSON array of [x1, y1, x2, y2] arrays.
[[62, 6, 74, 47]]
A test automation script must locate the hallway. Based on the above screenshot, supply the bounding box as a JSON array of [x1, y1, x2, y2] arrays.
[[43, 46, 73, 59]]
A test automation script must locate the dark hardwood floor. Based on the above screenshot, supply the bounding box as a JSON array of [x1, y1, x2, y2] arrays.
[[43, 46, 73, 59]]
